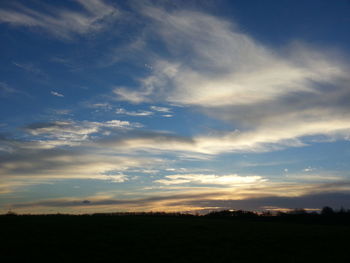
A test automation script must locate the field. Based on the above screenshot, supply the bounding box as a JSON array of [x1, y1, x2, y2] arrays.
[[2, 214, 350, 262]]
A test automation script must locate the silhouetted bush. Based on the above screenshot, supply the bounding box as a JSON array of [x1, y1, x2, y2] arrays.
[[205, 209, 259, 218], [287, 208, 308, 215], [321, 206, 334, 216]]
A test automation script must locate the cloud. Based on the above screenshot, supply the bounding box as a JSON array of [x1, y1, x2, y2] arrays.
[[109, 7, 350, 153], [91, 128, 294, 155], [150, 106, 173, 117], [155, 173, 266, 186], [12, 61, 46, 78], [303, 167, 316, 172], [0, 126, 169, 196], [150, 106, 172, 113], [134, 7, 348, 105], [113, 86, 153, 104], [68, 117, 347, 156], [116, 108, 153, 116], [10, 192, 222, 210], [180, 192, 350, 212], [2, 124, 349, 211], [0, 119, 162, 194], [21, 119, 142, 148], [96, 130, 197, 154], [51, 109, 71, 115], [100, 36, 147, 67], [8, 188, 350, 213], [51, 91, 64, 97], [99, 173, 129, 183], [0, 82, 20, 97], [89, 103, 113, 111], [0, 0, 120, 40], [0, 147, 148, 178], [0, 136, 161, 195]]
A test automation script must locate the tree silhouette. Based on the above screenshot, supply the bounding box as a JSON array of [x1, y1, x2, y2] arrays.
[[321, 206, 334, 216]]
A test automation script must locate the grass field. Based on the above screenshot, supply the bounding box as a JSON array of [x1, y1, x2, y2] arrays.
[[2, 214, 350, 262]]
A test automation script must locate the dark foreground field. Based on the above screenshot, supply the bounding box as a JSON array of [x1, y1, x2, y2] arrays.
[[2, 214, 350, 262]]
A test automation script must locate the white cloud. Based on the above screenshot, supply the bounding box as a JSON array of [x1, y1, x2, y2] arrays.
[[110, 7, 350, 153], [116, 108, 153, 116], [155, 173, 266, 186], [144, 9, 347, 106], [24, 120, 142, 147], [104, 120, 141, 128], [0, 0, 120, 39], [150, 106, 171, 113], [286, 172, 344, 182], [303, 167, 316, 172], [89, 103, 113, 111], [0, 152, 157, 194], [79, 111, 350, 155], [51, 91, 64, 97], [99, 173, 129, 183], [96, 130, 197, 154], [113, 86, 153, 104]]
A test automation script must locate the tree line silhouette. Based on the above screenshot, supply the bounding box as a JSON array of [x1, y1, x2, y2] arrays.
[[4, 206, 350, 221], [206, 206, 350, 217]]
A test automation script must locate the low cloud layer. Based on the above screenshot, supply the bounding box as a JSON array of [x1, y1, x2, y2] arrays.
[[8, 189, 350, 213]]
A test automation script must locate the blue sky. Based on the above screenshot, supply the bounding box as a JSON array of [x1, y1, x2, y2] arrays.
[[1, 0, 350, 214]]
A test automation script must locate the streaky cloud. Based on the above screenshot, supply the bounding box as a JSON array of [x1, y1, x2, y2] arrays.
[[116, 108, 153, 117], [0, 0, 120, 40], [154, 173, 266, 186], [9, 189, 350, 213], [50, 91, 64, 97], [110, 6, 350, 153]]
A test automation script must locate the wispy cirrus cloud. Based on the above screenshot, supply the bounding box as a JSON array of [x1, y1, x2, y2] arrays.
[[95, 130, 197, 154], [0, 0, 120, 40], [150, 106, 173, 117], [0, 134, 161, 195], [110, 6, 350, 154], [116, 108, 153, 117], [23, 119, 142, 147], [130, 6, 348, 106], [12, 61, 47, 78], [155, 174, 266, 186], [113, 86, 153, 104], [51, 91, 64, 97], [0, 151, 156, 195], [0, 82, 31, 98], [150, 106, 172, 113], [0, 118, 166, 197], [0, 82, 19, 97], [88, 103, 113, 111]]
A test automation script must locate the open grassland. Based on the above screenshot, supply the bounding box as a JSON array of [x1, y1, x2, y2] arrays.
[[2, 214, 350, 262]]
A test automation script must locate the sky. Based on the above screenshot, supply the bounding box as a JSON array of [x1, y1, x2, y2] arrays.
[[1, 0, 350, 214]]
